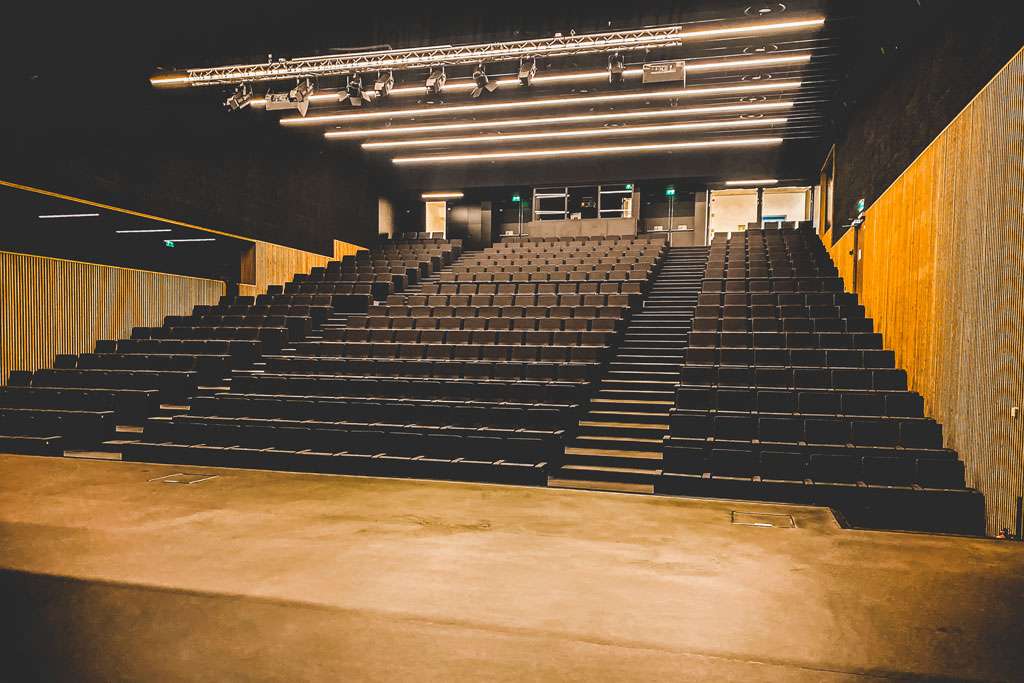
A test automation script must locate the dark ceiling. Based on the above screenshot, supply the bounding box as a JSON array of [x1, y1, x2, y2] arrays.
[[0, 0, 1007, 199]]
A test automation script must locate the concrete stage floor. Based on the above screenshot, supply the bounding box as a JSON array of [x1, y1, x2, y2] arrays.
[[0, 454, 1021, 682]]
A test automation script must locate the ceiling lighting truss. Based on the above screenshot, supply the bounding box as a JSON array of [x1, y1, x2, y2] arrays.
[[149, 17, 825, 89]]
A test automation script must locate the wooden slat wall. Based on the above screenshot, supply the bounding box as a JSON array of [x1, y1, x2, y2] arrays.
[[826, 47, 1024, 535], [236, 239, 367, 298], [0, 251, 224, 385]]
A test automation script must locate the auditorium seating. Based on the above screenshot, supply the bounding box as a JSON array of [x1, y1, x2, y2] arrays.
[[656, 226, 983, 534], [120, 236, 663, 484], [287, 239, 462, 301]]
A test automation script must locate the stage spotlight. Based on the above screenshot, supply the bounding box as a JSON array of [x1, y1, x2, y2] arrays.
[[373, 71, 394, 98], [340, 74, 365, 106], [471, 64, 499, 98], [518, 58, 537, 86], [425, 67, 447, 96], [608, 53, 625, 84], [224, 83, 252, 111]]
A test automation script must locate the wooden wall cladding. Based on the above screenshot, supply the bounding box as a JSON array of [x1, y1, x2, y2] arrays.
[[237, 239, 367, 297], [827, 47, 1024, 535], [0, 251, 224, 384]]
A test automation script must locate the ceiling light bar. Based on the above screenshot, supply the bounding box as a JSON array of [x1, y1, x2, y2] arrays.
[[392, 136, 783, 164], [115, 228, 173, 233], [421, 191, 464, 199], [363, 116, 788, 150], [326, 100, 793, 140], [284, 79, 802, 126], [152, 17, 825, 88], [167, 237, 217, 242], [38, 213, 101, 219], [725, 179, 780, 185], [685, 53, 811, 73]]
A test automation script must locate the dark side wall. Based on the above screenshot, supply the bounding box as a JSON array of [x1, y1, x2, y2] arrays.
[[829, 1, 1024, 241]]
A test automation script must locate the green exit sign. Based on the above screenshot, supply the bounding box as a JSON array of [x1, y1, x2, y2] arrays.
[[512, 194, 521, 203], [665, 185, 676, 197], [856, 197, 865, 213], [163, 240, 175, 248], [625, 183, 633, 190]]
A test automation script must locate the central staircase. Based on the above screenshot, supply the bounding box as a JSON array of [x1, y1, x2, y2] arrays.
[[550, 245, 709, 492]]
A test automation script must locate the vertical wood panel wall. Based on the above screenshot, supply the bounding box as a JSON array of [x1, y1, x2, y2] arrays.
[[0, 251, 224, 385], [237, 239, 367, 298], [827, 47, 1024, 535]]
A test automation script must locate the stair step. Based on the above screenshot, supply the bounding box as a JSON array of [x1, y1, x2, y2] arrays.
[[547, 478, 654, 494], [553, 464, 660, 485]]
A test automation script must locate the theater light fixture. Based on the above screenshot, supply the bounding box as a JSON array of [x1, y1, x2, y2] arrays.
[[685, 53, 811, 73], [425, 67, 447, 96], [518, 58, 537, 86], [471, 64, 499, 98], [373, 71, 394, 98], [166, 237, 217, 242], [725, 178, 780, 185], [392, 136, 783, 164], [283, 79, 802, 126], [608, 53, 625, 84], [326, 100, 792, 139], [115, 228, 173, 234], [362, 116, 788, 150], [224, 83, 253, 111], [266, 78, 314, 116], [421, 191, 464, 199], [38, 213, 100, 219], [340, 74, 365, 106]]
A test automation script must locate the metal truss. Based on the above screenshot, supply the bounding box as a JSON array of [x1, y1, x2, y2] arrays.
[[154, 17, 824, 88]]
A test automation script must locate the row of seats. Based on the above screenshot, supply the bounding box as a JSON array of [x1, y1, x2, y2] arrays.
[[670, 409, 943, 448], [419, 283, 644, 296], [698, 292, 858, 306], [190, 393, 581, 433], [0, 407, 115, 448], [681, 363, 906, 390], [684, 347, 894, 369], [143, 414, 563, 465], [701, 277, 845, 293], [332, 329, 614, 346], [439, 270, 650, 282], [349, 315, 621, 332], [0, 386, 160, 423], [675, 386, 924, 417], [32, 368, 198, 402], [230, 372, 591, 404], [132, 326, 289, 353], [164, 314, 312, 341], [368, 303, 628, 319], [263, 355, 599, 381], [106, 339, 262, 364], [662, 442, 963, 488], [388, 292, 639, 306], [688, 331, 883, 350], [288, 341, 608, 362], [692, 317, 873, 333]]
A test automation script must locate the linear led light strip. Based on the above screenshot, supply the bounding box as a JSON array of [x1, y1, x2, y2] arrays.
[[168, 238, 216, 242], [115, 228, 173, 233], [38, 213, 100, 219], [422, 191, 464, 199], [326, 100, 793, 140], [686, 53, 811, 73], [282, 79, 801, 127], [392, 136, 783, 164], [363, 116, 788, 150], [153, 18, 824, 88], [725, 179, 779, 186]]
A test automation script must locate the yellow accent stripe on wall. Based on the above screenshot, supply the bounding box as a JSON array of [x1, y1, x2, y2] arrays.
[[0, 251, 225, 385], [827, 46, 1024, 535]]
